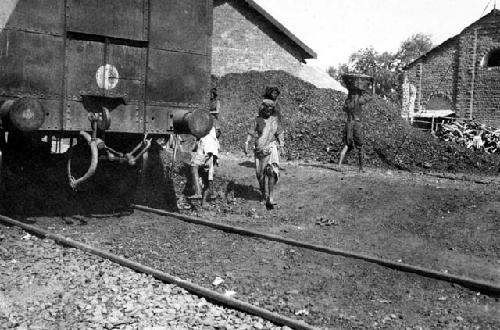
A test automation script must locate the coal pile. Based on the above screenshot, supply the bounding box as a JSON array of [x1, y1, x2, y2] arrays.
[[214, 70, 345, 160], [213, 70, 500, 175], [363, 100, 500, 174]]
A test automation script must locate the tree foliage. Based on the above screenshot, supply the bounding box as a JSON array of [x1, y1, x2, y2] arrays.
[[396, 33, 434, 67], [327, 33, 433, 101], [327, 63, 349, 82]]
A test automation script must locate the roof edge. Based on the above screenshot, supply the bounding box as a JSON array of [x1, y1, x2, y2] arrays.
[[404, 36, 458, 70], [241, 0, 317, 59], [404, 8, 500, 70]]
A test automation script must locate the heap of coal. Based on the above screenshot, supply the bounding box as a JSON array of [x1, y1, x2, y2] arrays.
[[213, 70, 500, 175], [214, 71, 344, 159]]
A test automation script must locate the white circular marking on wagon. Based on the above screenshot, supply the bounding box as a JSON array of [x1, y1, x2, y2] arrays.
[[22, 108, 34, 120], [96, 64, 119, 90]]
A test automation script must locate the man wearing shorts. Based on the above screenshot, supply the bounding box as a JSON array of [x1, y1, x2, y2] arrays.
[[188, 90, 221, 206], [338, 73, 373, 172]]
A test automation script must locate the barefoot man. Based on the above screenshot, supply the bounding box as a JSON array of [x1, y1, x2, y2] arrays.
[[244, 89, 284, 208], [188, 89, 221, 206], [338, 73, 373, 172]]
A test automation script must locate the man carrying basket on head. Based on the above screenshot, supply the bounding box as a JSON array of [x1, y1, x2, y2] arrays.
[[338, 73, 373, 172]]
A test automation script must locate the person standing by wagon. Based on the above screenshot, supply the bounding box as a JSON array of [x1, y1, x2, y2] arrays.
[[244, 86, 284, 209], [188, 88, 221, 206], [338, 73, 373, 172]]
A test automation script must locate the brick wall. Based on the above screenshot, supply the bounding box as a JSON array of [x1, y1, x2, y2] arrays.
[[212, 0, 303, 77], [457, 15, 500, 126], [404, 40, 459, 115], [404, 10, 500, 127]]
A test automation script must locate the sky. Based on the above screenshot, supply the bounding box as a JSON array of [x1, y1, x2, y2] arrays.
[[253, 0, 497, 69]]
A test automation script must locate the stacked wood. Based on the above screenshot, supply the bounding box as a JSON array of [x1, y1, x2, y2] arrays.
[[435, 121, 500, 154]]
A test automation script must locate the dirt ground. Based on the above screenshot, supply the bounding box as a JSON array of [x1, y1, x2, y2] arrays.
[[174, 152, 500, 285], [1, 146, 500, 328], [2, 148, 498, 285], [30, 210, 499, 329]]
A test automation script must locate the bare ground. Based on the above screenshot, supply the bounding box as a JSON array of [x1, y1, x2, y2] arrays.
[[1, 150, 499, 329], [200, 154, 500, 284]]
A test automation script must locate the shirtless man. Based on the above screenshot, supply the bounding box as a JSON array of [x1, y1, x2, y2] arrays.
[[188, 90, 221, 206], [338, 73, 373, 172]]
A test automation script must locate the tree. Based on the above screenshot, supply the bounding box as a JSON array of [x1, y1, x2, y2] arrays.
[[395, 33, 433, 68], [327, 63, 350, 83], [348, 47, 399, 100], [349, 47, 378, 76], [327, 33, 434, 101]]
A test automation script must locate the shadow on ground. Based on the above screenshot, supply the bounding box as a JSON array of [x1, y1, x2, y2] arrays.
[[0, 146, 179, 220], [226, 180, 261, 202], [238, 161, 255, 169]]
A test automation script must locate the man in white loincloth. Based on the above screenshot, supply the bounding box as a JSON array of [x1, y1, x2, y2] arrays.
[[244, 96, 284, 209], [188, 90, 221, 205]]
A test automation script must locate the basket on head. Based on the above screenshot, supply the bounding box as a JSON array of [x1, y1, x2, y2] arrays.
[[341, 73, 373, 94]]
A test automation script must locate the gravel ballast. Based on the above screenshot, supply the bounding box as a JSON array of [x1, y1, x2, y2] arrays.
[[0, 225, 286, 330]]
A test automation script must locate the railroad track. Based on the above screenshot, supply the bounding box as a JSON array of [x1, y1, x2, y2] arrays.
[[132, 204, 500, 296], [0, 213, 315, 330], [298, 162, 500, 185], [2, 208, 499, 329]]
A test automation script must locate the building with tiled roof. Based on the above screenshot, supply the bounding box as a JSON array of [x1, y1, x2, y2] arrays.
[[402, 9, 500, 126], [212, 0, 317, 77]]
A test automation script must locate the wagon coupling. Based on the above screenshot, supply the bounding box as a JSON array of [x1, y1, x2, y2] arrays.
[[124, 136, 152, 166], [67, 133, 152, 190], [87, 107, 111, 131], [67, 131, 98, 190]]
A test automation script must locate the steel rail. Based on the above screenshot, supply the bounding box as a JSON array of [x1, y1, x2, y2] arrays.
[[133, 204, 500, 296], [0, 214, 316, 330], [298, 162, 499, 185]]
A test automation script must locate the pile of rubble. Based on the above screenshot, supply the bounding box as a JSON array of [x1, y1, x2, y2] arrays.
[[212, 70, 500, 175], [435, 121, 500, 154]]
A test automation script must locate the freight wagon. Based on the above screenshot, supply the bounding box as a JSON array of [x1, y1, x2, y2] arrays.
[[0, 0, 214, 189]]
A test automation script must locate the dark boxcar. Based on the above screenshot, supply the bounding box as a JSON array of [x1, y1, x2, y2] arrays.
[[0, 0, 213, 189], [0, 0, 213, 134]]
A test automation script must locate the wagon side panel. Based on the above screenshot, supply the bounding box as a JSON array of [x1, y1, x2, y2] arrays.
[[149, 0, 210, 54], [64, 0, 148, 133], [66, 0, 147, 41], [0, 32, 64, 130], [146, 0, 212, 133], [0, 1, 66, 130], [2, 0, 65, 35]]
